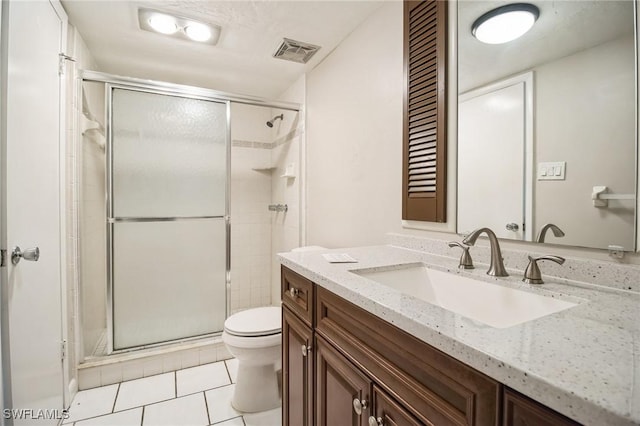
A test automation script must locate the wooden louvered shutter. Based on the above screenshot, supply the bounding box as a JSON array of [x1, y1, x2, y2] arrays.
[[403, 0, 447, 222]]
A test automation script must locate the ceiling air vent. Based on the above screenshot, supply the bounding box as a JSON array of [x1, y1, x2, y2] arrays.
[[273, 38, 321, 64]]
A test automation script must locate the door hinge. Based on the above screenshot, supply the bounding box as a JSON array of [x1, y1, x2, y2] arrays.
[[61, 340, 67, 362], [58, 53, 76, 76], [0, 249, 6, 267]]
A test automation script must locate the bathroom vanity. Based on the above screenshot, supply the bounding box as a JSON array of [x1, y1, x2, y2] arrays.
[[279, 244, 640, 426]]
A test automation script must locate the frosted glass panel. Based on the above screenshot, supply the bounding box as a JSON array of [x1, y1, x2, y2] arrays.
[[113, 220, 226, 349], [112, 89, 227, 218]]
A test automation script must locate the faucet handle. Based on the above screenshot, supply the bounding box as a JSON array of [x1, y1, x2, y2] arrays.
[[448, 241, 474, 269], [523, 255, 565, 284]]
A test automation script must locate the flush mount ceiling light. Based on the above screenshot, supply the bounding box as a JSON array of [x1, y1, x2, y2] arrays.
[[471, 3, 539, 45], [147, 13, 178, 35], [184, 23, 212, 42], [138, 8, 221, 45]]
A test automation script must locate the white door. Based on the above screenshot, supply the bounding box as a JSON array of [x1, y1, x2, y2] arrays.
[[458, 81, 528, 240], [3, 0, 66, 422]]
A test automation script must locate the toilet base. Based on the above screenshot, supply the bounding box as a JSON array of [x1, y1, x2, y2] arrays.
[[231, 362, 281, 413]]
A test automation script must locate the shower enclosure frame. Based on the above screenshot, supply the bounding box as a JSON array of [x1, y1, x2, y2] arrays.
[[79, 70, 300, 356]]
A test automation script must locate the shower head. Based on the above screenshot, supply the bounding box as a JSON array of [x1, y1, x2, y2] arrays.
[[266, 114, 284, 128]]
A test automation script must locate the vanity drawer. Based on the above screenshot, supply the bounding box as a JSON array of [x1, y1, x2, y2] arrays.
[[316, 286, 501, 426], [281, 266, 314, 325]]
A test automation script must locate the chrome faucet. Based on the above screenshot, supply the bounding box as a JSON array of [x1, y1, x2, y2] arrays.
[[462, 228, 509, 277], [536, 223, 565, 243]]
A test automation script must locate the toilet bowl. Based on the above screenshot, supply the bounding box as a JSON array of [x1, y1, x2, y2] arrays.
[[222, 306, 282, 413]]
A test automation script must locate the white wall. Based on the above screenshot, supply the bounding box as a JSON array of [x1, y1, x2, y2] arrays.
[[306, 1, 404, 248]]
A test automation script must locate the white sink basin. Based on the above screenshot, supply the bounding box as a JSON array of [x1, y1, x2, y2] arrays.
[[353, 264, 577, 328]]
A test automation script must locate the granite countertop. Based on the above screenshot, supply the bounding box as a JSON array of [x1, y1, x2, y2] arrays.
[[278, 245, 640, 426]]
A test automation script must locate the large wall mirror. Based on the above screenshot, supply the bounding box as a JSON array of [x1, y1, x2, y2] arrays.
[[457, 1, 637, 251]]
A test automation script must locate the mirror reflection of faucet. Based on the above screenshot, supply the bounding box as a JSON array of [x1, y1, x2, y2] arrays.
[[536, 224, 565, 243]]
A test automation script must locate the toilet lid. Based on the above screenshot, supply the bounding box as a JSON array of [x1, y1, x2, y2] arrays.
[[224, 306, 281, 337]]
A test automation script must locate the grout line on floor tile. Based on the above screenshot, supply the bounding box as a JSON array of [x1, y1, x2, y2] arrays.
[[112, 383, 121, 413], [173, 383, 235, 400], [140, 406, 145, 426], [223, 360, 232, 383], [210, 416, 244, 425], [202, 392, 211, 426], [174, 371, 177, 399]]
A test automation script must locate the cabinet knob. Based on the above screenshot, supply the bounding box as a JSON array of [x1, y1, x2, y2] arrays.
[[301, 344, 312, 357], [289, 287, 299, 298], [368, 416, 383, 426], [352, 397, 368, 415]]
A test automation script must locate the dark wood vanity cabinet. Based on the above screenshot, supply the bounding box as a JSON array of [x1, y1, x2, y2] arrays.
[[281, 266, 582, 426]]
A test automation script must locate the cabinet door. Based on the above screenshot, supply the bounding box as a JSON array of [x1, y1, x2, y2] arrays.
[[503, 388, 580, 426], [316, 335, 372, 426], [283, 307, 314, 426], [371, 385, 426, 426]]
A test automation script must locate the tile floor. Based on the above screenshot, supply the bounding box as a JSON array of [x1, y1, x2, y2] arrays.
[[65, 359, 281, 426]]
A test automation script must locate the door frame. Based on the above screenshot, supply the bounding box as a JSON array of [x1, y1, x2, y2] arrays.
[[458, 71, 534, 241]]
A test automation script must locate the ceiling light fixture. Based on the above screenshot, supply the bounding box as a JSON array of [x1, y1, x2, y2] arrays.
[[147, 13, 178, 35], [138, 8, 221, 45], [184, 23, 212, 42], [471, 3, 539, 45]]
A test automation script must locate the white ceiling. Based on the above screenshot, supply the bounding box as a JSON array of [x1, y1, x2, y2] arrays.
[[458, 1, 634, 93], [62, 0, 386, 99]]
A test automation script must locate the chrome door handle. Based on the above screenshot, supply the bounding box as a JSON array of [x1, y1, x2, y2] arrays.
[[506, 223, 519, 231], [11, 246, 40, 265]]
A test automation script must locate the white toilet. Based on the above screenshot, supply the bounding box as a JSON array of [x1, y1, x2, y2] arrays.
[[222, 306, 282, 413]]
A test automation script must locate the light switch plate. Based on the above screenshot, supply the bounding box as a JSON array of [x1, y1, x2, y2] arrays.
[[538, 161, 566, 180]]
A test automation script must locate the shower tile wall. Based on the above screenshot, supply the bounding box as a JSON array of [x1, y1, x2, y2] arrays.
[[230, 104, 274, 312]]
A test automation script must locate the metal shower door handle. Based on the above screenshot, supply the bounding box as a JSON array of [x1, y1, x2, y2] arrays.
[[11, 246, 40, 265]]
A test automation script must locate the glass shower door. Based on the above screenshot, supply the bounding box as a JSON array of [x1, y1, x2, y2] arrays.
[[109, 87, 228, 351]]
